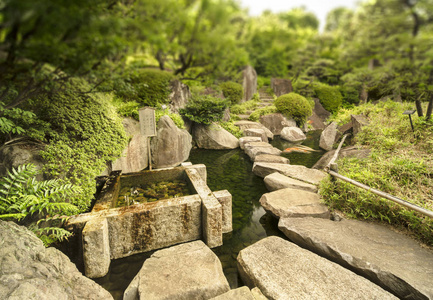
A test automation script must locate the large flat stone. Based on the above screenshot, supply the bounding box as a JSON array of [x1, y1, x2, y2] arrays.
[[259, 188, 329, 219], [245, 146, 282, 162], [193, 123, 239, 149], [235, 120, 274, 139], [124, 240, 230, 300], [255, 154, 290, 164], [252, 162, 327, 185], [278, 217, 433, 299], [264, 172, 317, 193], [209, 286, 255, 300], [237, 236, 397, 300], [239, 137, 262, 150]]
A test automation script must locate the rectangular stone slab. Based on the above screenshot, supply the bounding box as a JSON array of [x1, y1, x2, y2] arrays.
[[237, 236, 397, 300], [278, 217, 433, 299], [253, 162, 327, 185]]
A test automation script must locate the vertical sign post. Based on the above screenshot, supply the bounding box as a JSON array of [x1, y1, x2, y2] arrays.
[[138, 107, 156, 170]]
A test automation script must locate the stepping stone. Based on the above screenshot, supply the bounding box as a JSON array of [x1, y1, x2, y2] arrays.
[[259, 188, 329, 219], [245, 146, 282, 161], [209, 286, 266, 300], [252, 162, 327, 185], [280, 127, 307, 143], [255, 154, 290, 164], [238, 114, 250, 120], [124, 241, 229, 300], [278, 217, 433, 299], [239, 137, 262, 150], [264, 172, 317, 193], [244, 128, 268, 142], [237, 236, 397, 300], [244, 141, 273, 149], [235, 121, 274, 140]]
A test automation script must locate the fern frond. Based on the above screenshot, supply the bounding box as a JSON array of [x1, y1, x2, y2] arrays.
[[43, 202, 80, 216], [33, 226, 73, 246], [0, 212, 27, 221], [0, 164, 37, 200]]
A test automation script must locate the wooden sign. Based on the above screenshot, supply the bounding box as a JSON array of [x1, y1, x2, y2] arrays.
[[139, 107, 156, 137]]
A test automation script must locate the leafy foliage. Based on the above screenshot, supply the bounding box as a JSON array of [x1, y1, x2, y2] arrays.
[[180, 95, 229, 125], [155, 108, 185, 129], [274, 93, 312, 126], [220, 82, 243, 105], [220, 121, 243, 138], [313, 82, 343, 113], [0, 164, 79, 246], [248, 105, 278, 122]]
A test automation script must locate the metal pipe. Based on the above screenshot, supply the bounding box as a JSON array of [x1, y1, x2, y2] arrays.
[[328, 170, 433, 218], [325, 133, 349, 173]]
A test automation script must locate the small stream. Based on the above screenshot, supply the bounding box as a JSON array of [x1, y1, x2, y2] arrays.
[[95, 130, 324, 299]]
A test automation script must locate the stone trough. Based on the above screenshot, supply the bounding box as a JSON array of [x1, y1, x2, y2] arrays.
[[66, 164, 232, 278]]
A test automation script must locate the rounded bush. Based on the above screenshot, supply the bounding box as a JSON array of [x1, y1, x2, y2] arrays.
[[220, 81, 243, 105], [274, 93, 312, 126], [313, 83, 343, 113], [179, 95, 229, 125]]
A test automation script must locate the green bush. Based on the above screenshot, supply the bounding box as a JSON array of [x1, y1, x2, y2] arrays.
[[179, 96, 229, 125], [249, 105, 278, 122], [220, 121, 243, 138], [114, 68, 174, 107], [38, 78, 127, 211], [274, 93, 312, 126], [257, 76, 271, 89], [230, 98, 260, 115], [155, 108, 185, 129], [220, 81, 243, 105], [292, 79, 315, 99], [313, 82, 343, 113]]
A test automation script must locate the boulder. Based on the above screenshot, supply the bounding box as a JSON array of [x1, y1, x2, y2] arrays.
[[109, 118, 148, 174], [280, 127, 306, 143], [209, 286, 255, 300], [352, 114, 369, 136], [259, 113, 296, 135], [245, 146, 282, 162], [222, 107, 231, 122], [335, 121, 353, 142], [242, 66, 258, 101], [151, 115, 192, 168], [312, 146, 371, 170], [313, 98, 331, 122], [244, 128, 268, 142], [252, 162, 327, 185], [169, 79, 191, 113], [0, 221, 113, 300], [259, 188, 329, 219], [255, 154, 290, 164], [124, 240, 229, 300], [235, 121, 274, 140], [270, 78, 293, 97], [306, 111, 326, 130], [193, 123, 239, 150], [278, 217, 433, 299], [237, 236, 397, 300], [239, 137, 262, 150], [264, 172, 317, 193], [0, 139, 45, 179], [319, 121, 338, 151]]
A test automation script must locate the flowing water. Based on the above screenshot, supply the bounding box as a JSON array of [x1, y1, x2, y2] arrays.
[[94, 130, 324, 299]]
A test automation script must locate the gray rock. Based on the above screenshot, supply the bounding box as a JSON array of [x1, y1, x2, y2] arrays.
[[235, 121, 274, 140], [270, 78, 293, 97], [245, 146, 282, 162], [280, 127, 306, 143], [244, 128, 268, 142], [124, 240, 230, 300], [313, 98, 331, 122], [352, 114, 369, 136], [222, 107, 231, 122], [264, 172, 317, 193], [278, 217, 433, 299], [259, 188, 329, 219], [243, 66, 258, 101], [151, 115, 192, 168], [312, 146, 371, 170], [193, 123, 239, 149], [319, 121, 338, 151], [252, 162, 327, 185], [169, 79, 191, 113], [259, 113, 296, 135], [0, 139, 45, 179], [239, 137, 262, 149], [0, 221, 113, 300], [209, 286, 255, 300], [237, 236, 397, 300], [335, 121, 353, 142], [255, 154, 290, 164], [307, 111, 326, 130], [111, 118, 149, 174]]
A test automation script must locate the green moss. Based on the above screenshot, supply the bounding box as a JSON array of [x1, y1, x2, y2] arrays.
[[155, 108, 185, 129], [220, 121, 243, 138], [313, 82, 343, 113], [220, 81, 243, 105], [248, 105, 277, 122], [274, 93, 312, 126], [230, 98, 260, 115]]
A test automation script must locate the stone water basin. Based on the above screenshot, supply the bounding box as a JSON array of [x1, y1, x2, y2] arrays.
[[66, 164, 232, 279]]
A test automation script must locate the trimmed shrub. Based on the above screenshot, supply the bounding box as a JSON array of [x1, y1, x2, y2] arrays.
[[274, 93, 312, 126], [220, 81, 243, 105], [313, 82, 343, 113], [179, 95, 229, 125]]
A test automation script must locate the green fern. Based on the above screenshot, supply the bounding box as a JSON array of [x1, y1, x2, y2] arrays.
[[0, 163, 79, 245]]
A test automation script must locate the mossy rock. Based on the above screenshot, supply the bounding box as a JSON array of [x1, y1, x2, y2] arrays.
[[313, 83, 343, 113], [274, 93, 312, 126]]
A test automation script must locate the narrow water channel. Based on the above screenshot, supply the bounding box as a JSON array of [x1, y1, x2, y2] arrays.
[[95, 130, 323, 299]]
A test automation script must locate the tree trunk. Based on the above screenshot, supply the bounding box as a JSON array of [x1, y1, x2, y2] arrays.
[[426, 97, 433, 121], [415, 100, 423, 117]]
